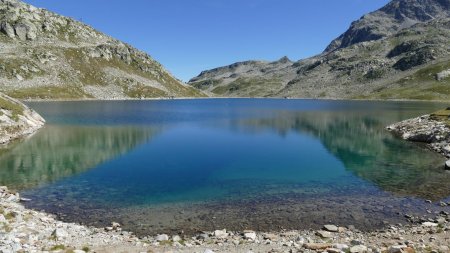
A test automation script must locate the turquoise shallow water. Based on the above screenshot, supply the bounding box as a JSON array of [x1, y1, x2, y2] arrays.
[[1, 99, 449, 235]]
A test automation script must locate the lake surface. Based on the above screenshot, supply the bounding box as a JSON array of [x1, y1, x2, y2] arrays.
[[1, 99, 450, 235]]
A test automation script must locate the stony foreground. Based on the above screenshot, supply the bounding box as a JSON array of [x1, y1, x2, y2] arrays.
[[1, 186, 450, 253]]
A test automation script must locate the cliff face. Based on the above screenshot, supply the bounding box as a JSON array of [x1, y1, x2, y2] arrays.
[[189, 0, 450, 100], [0, 0, 204, 100], [0, 92, 44, 144]]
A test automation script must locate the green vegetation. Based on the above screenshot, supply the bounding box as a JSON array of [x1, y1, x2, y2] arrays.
[[50, 245, 66, 251], [63, 47, 204, 98], [82, 246, 90, 252], [430, 108, 450, 126], [356, 60, 450, 100], [4, 86, 92, 100], [0, 58, 43, 80], [211, 77, 282, 97], [0, 96, 24, 121], [190, 79, 221, 90], [124, 85, 167, 98], [4, 212, 16, 220]]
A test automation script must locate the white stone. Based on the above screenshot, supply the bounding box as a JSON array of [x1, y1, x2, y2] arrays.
[[334, 244, 349, 250], [155, 234, 169, 241], [244, 232, 257, 240], [422, 222, 438, 227], [213, 229, 228, 238], [316, 230, 332, 238], [51, 228, 68, 240], [204, 249, 215, 253], [445, 160, 450, 170], [172, 235, 181, 242], [350, 245, 368, 253]]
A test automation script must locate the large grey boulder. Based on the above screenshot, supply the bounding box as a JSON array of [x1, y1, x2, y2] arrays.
[[0, 20, 15, 38], [14, 21, 37, 41]]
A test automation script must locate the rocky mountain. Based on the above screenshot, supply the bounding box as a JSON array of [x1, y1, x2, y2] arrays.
[[325, 0, 450, 52], [0, 92, 44, 144], [0, 0, 204, 100], [189, 0, 450, 100]]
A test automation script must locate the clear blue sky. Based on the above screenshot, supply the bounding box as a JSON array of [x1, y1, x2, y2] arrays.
[[24, 0, 389, 81]]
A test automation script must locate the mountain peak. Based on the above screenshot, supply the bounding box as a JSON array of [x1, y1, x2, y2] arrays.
[[324, 0, 450, 52]]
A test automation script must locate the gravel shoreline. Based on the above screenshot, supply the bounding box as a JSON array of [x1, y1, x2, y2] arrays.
[[1, 186, 450, 253]]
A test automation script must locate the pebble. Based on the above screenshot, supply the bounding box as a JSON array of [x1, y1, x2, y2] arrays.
[[316, 230, 333, 238], [304, 243, 333, 250], [350, 245, 368, 253], [323, 224, 339, 232]]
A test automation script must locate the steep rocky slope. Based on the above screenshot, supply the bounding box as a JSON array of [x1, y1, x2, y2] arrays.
[[0, 92, 44, 144], [189, 0, 450, 100], [325, 0, 450, 52], [0, 0, 203, 100]]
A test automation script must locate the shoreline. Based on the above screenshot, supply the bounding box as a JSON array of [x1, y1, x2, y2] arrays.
[[21, 96, 450, 103], [2, 186, 450, 253]]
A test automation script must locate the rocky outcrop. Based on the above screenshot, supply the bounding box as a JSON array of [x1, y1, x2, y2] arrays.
[[0, 92, 44, 144], [0, 0, 203, 100], [387, 113, 450, 158], [189, 0, 450, 100]]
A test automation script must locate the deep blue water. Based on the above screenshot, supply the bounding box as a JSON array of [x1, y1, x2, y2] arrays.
[[1, 99, 449, 234]]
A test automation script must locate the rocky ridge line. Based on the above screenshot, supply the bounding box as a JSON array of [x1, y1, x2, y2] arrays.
[[188, 0, 450, 100]]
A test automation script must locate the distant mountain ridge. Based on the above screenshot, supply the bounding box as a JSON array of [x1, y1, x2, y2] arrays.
[[325, 0, 450, 52], [0, 0, 204, 100], [189, 0, 450, 100]]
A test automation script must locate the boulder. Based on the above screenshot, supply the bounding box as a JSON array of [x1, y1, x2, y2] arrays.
[[0, 21, 15, 38], [14, 21, 37, 41]]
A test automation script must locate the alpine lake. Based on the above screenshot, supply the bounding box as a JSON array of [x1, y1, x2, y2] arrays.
[[1, 99, 450, 236]]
